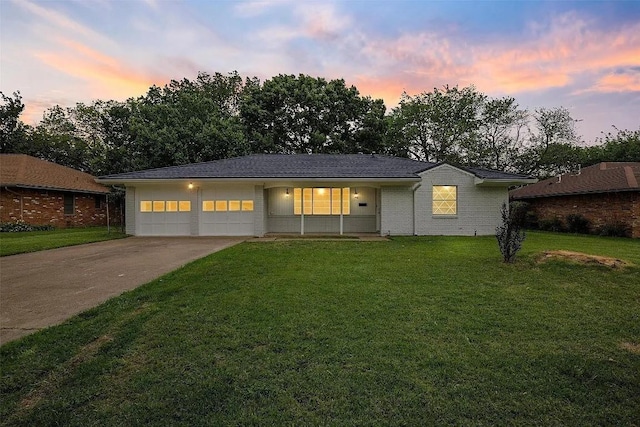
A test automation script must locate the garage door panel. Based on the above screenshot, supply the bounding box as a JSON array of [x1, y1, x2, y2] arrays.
[[137, 186, 192, 236], [199, 185, 255, 236]]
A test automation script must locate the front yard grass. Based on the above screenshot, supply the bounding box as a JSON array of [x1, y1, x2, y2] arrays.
[[1, 232, 638, 425], [0, 227, 128, 257]]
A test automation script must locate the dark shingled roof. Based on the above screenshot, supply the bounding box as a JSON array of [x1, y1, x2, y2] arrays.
[[1, 154, 109, 194], [510, 162, 640, 199], [99, 154, 532, 181]]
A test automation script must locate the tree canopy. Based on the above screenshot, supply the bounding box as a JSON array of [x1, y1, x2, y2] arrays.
[[1, 75, 637, 178]]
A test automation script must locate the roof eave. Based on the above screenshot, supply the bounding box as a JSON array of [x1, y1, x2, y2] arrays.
[[511, 187, 639, 199], [4, 184, 109, 194], [96, 176, 422, 186], [474, 177, 538, 187]]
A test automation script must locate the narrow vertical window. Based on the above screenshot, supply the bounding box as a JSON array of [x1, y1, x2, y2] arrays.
[[432, 186, 457, 215], [64, 193, 74, 215]]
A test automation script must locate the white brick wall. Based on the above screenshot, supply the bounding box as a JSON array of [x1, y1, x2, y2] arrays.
[[253, 185, 265, 237], [125, 187, 136, 235], [380, 186, 414, 235], [415, 164, 507, 236]]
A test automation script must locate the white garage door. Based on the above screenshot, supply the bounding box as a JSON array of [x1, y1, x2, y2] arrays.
[[137, 187, 192, 236], [200, 185, 255, 236]]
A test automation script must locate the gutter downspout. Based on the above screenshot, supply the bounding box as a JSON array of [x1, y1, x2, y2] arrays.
[[411, 183, 422, 236], [4, 187, 24, 221]]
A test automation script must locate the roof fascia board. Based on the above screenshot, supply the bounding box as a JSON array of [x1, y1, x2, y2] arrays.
[[7, 184, 109, 194], [420, 162, 477, 179], [475, 178, 538, 187], [511, 188, 639, 199], [97, 177, 421, 185]]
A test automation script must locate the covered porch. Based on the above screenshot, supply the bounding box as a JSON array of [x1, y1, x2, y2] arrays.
[[264, 185, 380, 235]]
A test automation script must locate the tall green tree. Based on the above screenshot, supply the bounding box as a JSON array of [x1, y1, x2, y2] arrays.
[[130, 71, 248, 169], [389, 85, 486, 164], [517, 106, 581, 177], [240, 74, 388, 154], [0, 91, 28, 153], [475, 97, 528, 172], [581, 127, 640, 165]]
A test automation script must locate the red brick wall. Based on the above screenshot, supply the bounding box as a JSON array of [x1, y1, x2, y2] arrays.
[[520, 192, 639, 238], [0, 187, 107, 228]]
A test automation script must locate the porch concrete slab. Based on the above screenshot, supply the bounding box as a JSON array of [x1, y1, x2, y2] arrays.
[[0, 237, 243, 345]]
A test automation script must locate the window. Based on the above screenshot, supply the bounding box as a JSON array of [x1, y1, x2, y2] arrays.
[[215, 200, 227, 211], [293, 188, 350, 215], [140, 201, 152, 212], [179, 201, 191, 212], [153, 201, 165, 212], [166, 201, 178, 212], [64, 194, 74, 215], [241, 200, 254, 211], [432, 185, 457, 215], [202, 200, 215, 212], [229, 200, 241, 211], [94, 195, 103, 209]]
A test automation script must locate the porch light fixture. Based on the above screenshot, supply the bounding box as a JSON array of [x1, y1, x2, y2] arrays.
[[354, 188, 359, 199], [188, 182, 194, 190], [285, 188, 290, 197]]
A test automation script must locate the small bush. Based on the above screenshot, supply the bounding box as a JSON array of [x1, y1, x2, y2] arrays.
[[0, 221, 55, 232], [524, 211, 539, 230], [598, 221, 630, 238], [566, 214, 590, 234], [539, 218, 565, 232], [509, 201, 529, 228], [496, 202, 526, 263]]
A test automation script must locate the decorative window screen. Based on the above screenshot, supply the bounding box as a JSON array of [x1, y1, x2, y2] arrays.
[[432, 186, 457, 215]]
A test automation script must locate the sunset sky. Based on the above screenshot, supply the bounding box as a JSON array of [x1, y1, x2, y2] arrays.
[[1, 0, 639, 144]]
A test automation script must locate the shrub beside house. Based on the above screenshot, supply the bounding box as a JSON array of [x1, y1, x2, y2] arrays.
[[510, 162, 640, 238], [0, 154, 110, 228]]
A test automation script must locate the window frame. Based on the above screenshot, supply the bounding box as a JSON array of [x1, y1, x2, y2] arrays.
[[432, 185, 458, 216], [64, 193, 74, 215]]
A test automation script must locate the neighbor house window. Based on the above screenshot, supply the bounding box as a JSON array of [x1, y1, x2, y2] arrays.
[[293, 188, 350, 215], [94, 195, 103, 209], [64, 193, 74, 215], [140, 201, 152, 212], [432, 185, 457, 215]]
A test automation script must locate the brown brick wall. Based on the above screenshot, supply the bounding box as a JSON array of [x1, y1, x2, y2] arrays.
[[0, 187, 107, 228], [521, 191, 640, 238]]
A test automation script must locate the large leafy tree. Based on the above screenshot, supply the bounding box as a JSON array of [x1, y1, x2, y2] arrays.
[[389, 85, 487, 164], [240, 74, 387, 154], [475, 97, 528, 172], [581, 127, 640, 165], [0, 91, 29, 153], [517, 106, 582, 177], [130, 72, 248, 169]]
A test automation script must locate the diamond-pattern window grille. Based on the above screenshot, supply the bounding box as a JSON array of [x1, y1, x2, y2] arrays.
[[432, 186, 457, 215]]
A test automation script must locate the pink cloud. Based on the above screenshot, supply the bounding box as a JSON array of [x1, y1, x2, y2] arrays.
[[33, 38, 166, 100]]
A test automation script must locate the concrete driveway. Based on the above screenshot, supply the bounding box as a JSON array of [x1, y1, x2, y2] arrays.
[[0, 237, 244, 345]]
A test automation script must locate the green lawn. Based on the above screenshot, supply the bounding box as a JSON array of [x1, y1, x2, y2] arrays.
[[0, 227, 128, 256], [1, 232, 638, 425]]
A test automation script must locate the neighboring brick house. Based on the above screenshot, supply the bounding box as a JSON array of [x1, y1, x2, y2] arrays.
[[510, 162, 640, 238], [0, 154, 110, 228]]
